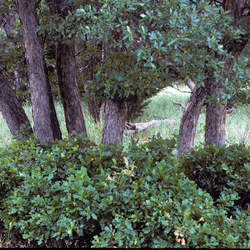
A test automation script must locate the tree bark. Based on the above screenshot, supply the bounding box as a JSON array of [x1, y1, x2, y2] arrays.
[[101, 100, 127, 145], [205, 0, 248, 146], [178, 85, 207, 155], [205, 64, 230, 146], [17, 0, 62, 143], [44, 61, 62, 140], [0, 64, 32, 138], [47, 0, 88, 136], [205, 85, 227, 146], [56, 41, 87, 136]]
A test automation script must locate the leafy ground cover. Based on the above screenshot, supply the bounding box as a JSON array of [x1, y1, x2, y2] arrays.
[[0, 135, 249, 248]]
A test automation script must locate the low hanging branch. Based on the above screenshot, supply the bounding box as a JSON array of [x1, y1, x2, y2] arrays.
[[173, 101, 186, 109], [170, 86, 191, 94], [172, 79, 195, 109], [173, 101, 235, 113], [187, 79, 196, 91], [125, 119, 177, 134]]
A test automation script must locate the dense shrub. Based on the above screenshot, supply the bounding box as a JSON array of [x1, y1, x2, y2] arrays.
[[179, 144, 250, 214], [0, 136, 249, 248], [0, 135, 123, 246]]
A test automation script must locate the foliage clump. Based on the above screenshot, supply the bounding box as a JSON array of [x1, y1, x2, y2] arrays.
[[0, 135, 249, 248], [179, 144, 250, 213], [227, 88, 250, 108]]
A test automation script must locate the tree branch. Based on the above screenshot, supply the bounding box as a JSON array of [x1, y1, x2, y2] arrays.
[[186, 79, 196, 91], [125, 119, 177, 134], [173, 101, 186, 109]]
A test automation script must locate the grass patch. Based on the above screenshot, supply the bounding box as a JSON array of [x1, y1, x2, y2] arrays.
[[0, 86, 249, 147], [0, 102, 103, 147], [127, 85, 249, 146]]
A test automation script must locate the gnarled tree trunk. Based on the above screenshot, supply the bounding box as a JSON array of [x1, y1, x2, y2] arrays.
[[17, 0, 61, 143], [47, 0, 87, 136], [56, 41, 87, 136], [0, 65, 32, 138], [101, 99, 127, 145], [178, 86, 207, 155], [205, 0, 248, 146], [205, 80, 227, 146]]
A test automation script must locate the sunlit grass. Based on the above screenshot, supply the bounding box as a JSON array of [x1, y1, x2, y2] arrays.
[[0, 101, 104, 147], [126, 85, 249, 147], [0, 85, 249, 148], [226, 104, 250, 145]]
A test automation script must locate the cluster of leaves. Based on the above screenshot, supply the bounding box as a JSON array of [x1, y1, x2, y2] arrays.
[[1, 0, 249, 111], [0, 2, 29, 103], [179, 144, 250, 214], [73, 0, 242, 100], [33, 0, 247, 120], [227, 88, 250, 108], [0, 135, 249, 248], [89, 51, 168, 102], [0, 134, 123, 246]]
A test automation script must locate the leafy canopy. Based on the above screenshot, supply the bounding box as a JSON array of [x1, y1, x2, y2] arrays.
[[68, 0, 247, 102]]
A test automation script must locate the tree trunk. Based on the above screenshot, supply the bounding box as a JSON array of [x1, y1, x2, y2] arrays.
[[178, 86, 207, 155], [205, 0, 248, 146], [44, 61, 62, 140], [205, 66, 228, 146], [101, 100, 127, 145], [205, 85, 227, 146], [178, 0, 249, 153], [75, 39, 101, 123], [47, 0, 88, 136], [56, 41, 87, 136], [17, 0, 61, 143], [87, 93, 100, 123], [0, 64, 32, 138]]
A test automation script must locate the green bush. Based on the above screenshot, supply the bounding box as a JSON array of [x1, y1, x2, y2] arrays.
[[179, 144, 250, 214], [0, 135, 122, 246], [92, 139, 249, 248], [0, 136, 249, 248]]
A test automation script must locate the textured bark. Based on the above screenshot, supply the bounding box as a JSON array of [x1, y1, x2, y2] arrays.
[[48, 0, 87, 136], [0, 65, 32, 137], [205, 60, 233, 146], [44, 61, 62, 140], [87, 95, 101, 123], [17, 0, 61, 143], [101, 100, 127, 145], [205, 86, 227, 146], [178, 86, 207, 156], [56, 41, 87, 136], [205, 0, 248, 146]]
